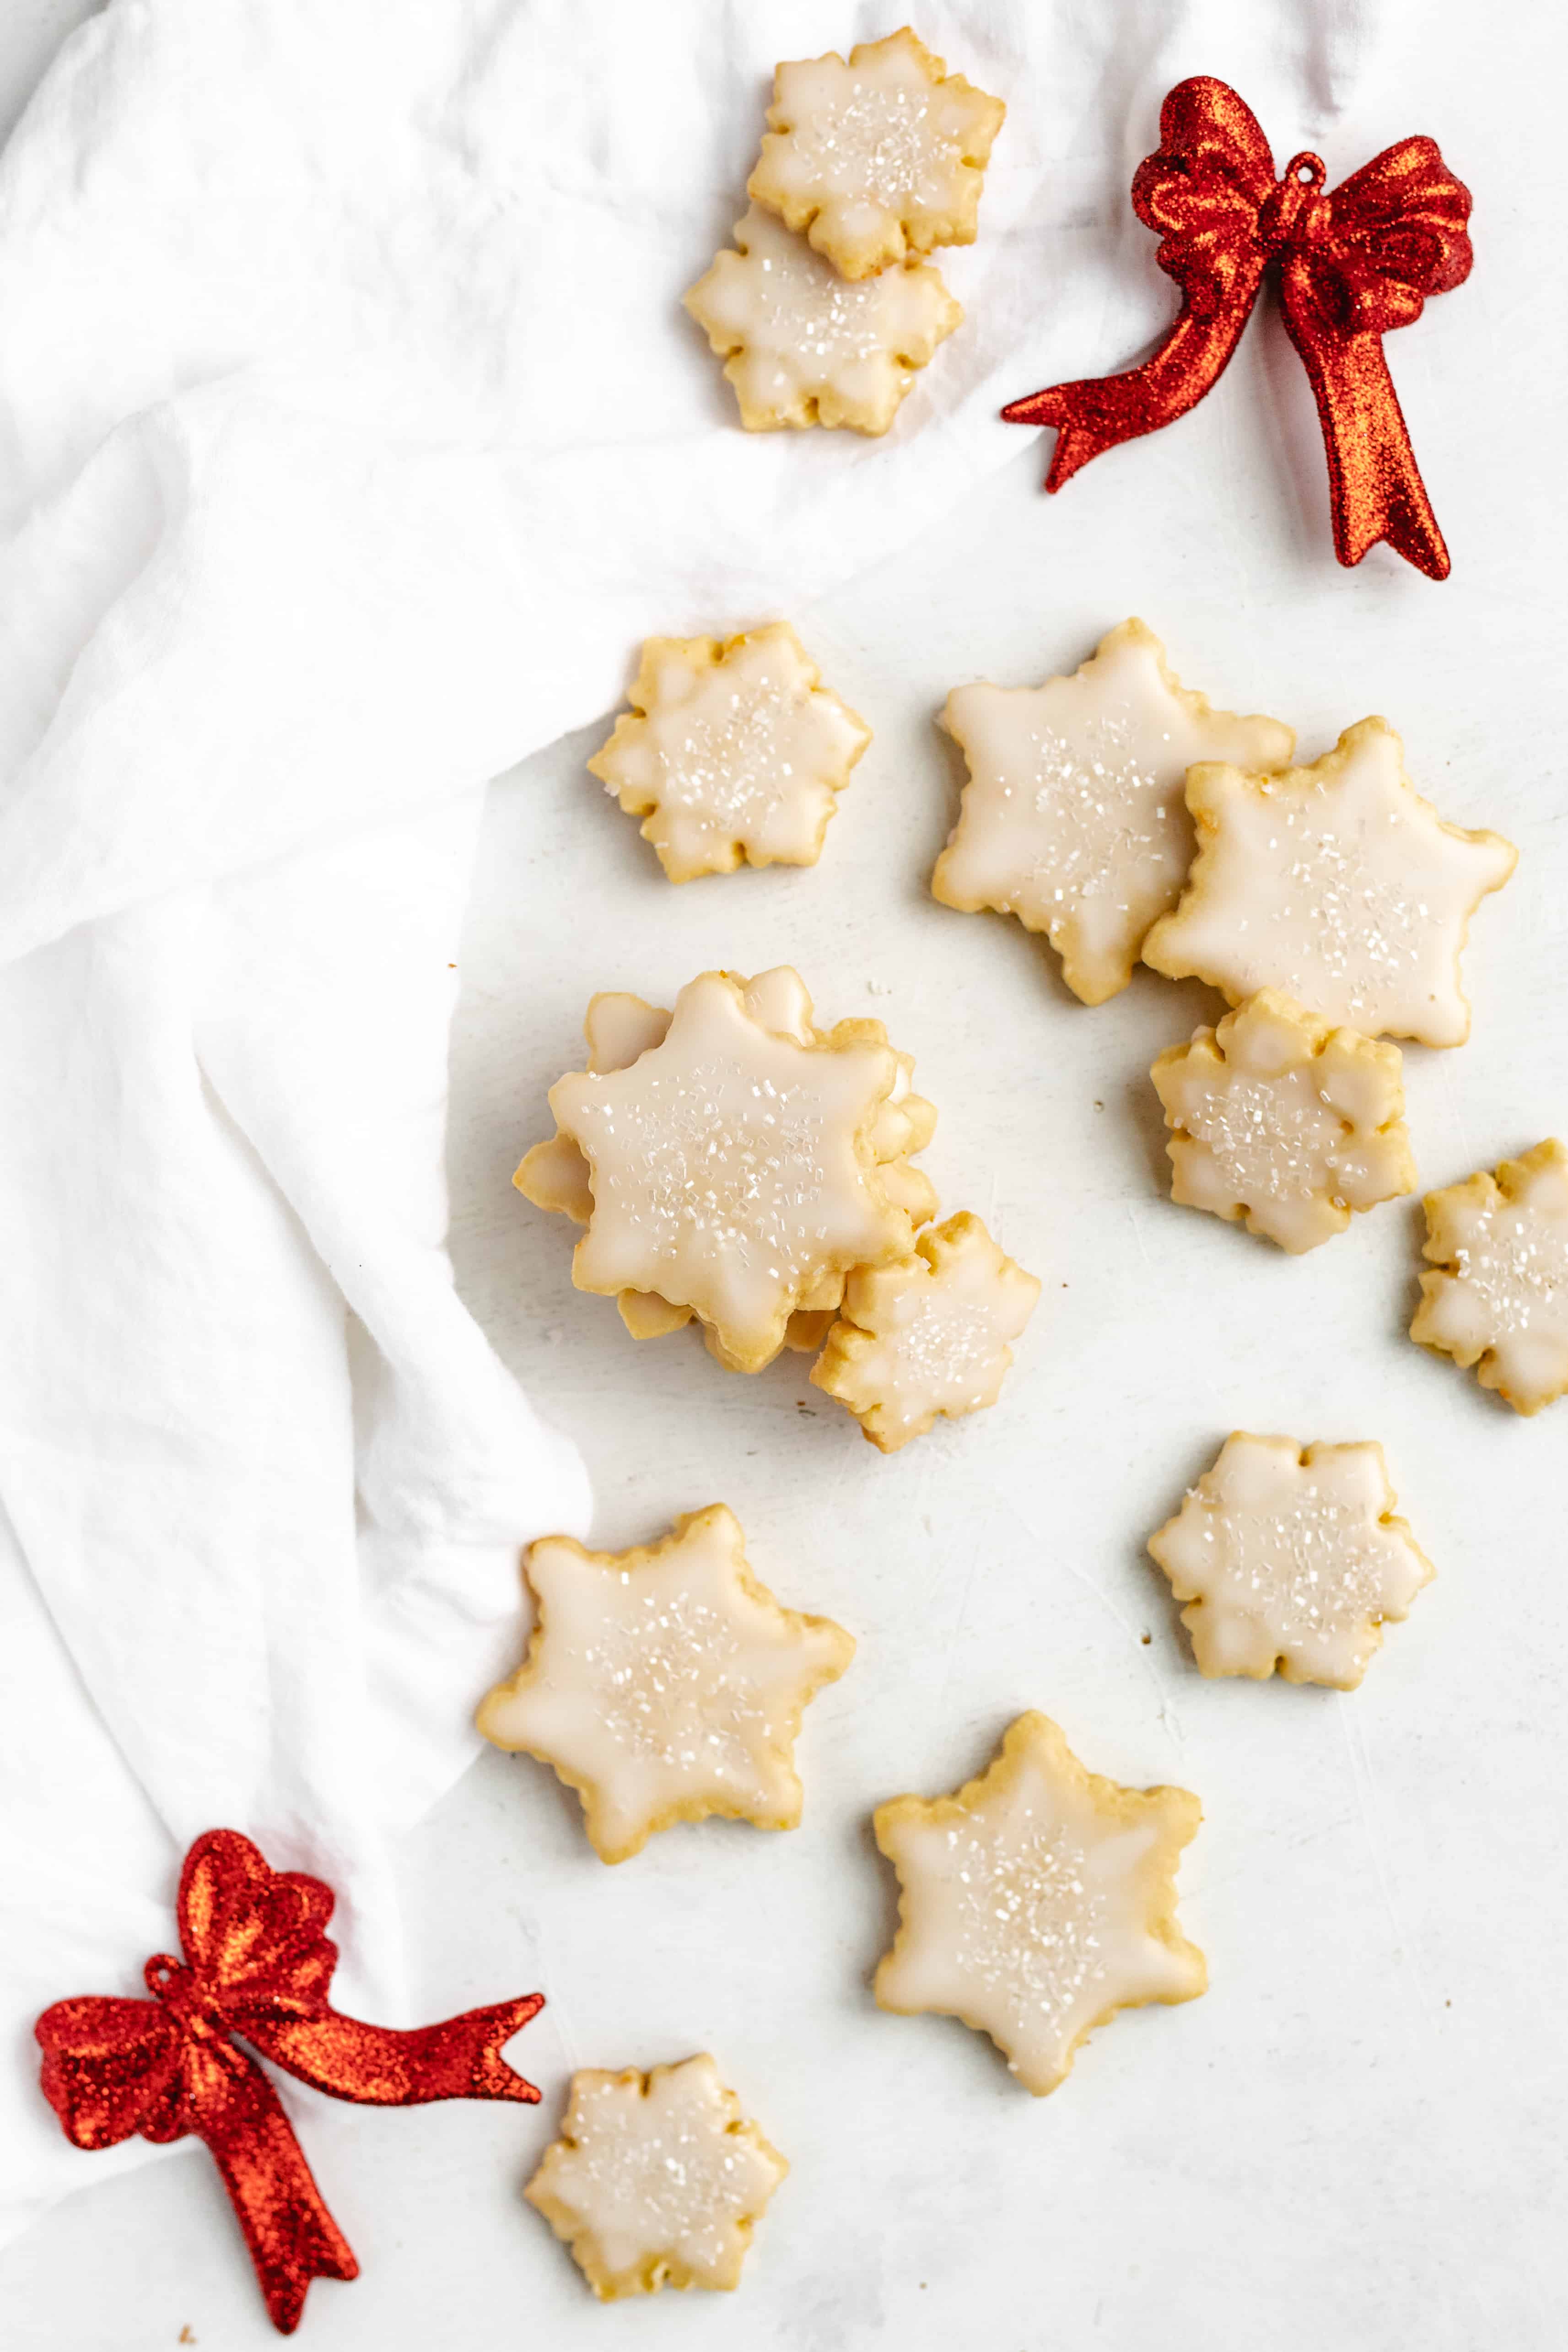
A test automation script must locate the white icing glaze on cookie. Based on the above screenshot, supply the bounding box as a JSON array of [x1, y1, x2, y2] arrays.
[[588, 625, 870, 881], [1151, 990, 1415, 1252], [1148, 1434, 1434, 1688], [1411, 1139, 1568, 1413], [932, 620, 1294, 1005], [525, 2054, 787, 2299], [684, 203, 961, 437], [548, 969, 916, 1370], [477, 1506, 853, 1862], [874, 1713, 1204, 2096], [1143, 717, 1517, 1044], [747, 27, 1005, 279], [811, 1211, 1040, 1450]]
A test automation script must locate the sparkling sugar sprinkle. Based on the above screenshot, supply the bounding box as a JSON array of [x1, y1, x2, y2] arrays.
[[1148, 1434, 1434, 1688], [1180, 1071, 1343, 1201]]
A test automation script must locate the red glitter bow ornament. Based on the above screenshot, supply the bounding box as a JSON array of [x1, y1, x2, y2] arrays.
[[1002, 76, 1473, 577], [35, 1829, 544, 2335]]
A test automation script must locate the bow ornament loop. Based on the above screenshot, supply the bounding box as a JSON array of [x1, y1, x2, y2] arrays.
[[1002, 76, 1473, 578], [36, 1830, 545, 2335]]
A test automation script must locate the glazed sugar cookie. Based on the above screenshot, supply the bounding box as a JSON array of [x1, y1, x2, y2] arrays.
[[810, 1211, 1040, 1450], [932, 620, 1293, 1005], [1142, 717, 1517, 1044], [1150, 990, 1416, 1253], [1148, 1434, 1434, 1688], [587, 625, 871, 882], [873, 1712, 1205, 2096], [684, 203, 961, 435], [526, 2055, 786, 2299], [1410, 1139, 1568, 1413], [514, 969, 937, 1371], [477, 1506, 853, 1863], [746, 27, 1005, 281]]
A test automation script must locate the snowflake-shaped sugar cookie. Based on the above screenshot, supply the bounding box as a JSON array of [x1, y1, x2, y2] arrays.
[[1150, 990, 1416, 1253], [477, 1506, 853, 1863], [1410, 1139, 1568, 1413], [515, 969, 933, 1371], [747, 27, 1006, 280], [587, 625, 871, 882], [526, 2055, 787, 2299], [810, 1211, 1040, 1450], [1142, 717, 1517, 1044], [1148, 1434, 1434, 1688], [932, 620, 1294, 1005], [684, 203, 961, 436], [873, 1712, 1205, 2096]]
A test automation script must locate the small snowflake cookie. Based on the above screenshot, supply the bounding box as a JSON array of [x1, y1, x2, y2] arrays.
[[1149, 990, 1416, 1252], [684, 202, 961, 435], [873, 1712, 1205, 2096], [477, 1507, 852, 1863], [810, 1211, 1040, 1450], [1142, 717, 1517, 1044], [587, 625, 871, 882], [526, 2055, 787, 2299], [747, 27, 1006, 281], [513, 968, 939, 1372], [1148, 1434, 1434, 1688], [932, 620, 1294, 1005], [1410, 1139, 1568, 1413]]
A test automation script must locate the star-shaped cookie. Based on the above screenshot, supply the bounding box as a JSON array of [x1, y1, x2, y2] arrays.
[[810, 1211, 1040, 1450], [684, 202, 961, 436], [1142, 717, 1517, 1044], [519, 968, 929, 1371], [1147, 1434, 1434, 1688], [1410, 1138, 1568, 1413], [587, 626, 871, 882], [932, 620, 1294, 1005], [873, 1712, 1205, 2096], [747, 27, 1005, 280], [526, 2055, 787, 2299], [1150, 990, 1416, 1252], [476, 1506, 853, 1863]]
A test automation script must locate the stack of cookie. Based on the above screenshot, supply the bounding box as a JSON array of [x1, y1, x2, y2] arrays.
[[515, 964, 1039, 1448], [684, 27, 1005, 436]]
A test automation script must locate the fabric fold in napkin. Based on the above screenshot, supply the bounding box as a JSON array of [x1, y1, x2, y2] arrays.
[[0, 0, 1395, 2239]]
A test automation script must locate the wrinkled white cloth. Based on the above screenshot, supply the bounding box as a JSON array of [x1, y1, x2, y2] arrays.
[[0, 0, 1406, 2237]]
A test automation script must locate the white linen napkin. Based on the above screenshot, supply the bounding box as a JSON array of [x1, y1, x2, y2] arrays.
[[0, 0, 1402, 2238]]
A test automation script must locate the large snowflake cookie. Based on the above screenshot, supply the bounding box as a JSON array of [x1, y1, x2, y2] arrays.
[[747, 27, 1005, 281], [1410, 1139, 1568, 1413], [526, 2054, 787, 2299], [587, 625, 871, 882], [684, 202, 961, 435], [1148, 1434, 1434, 1689], [1150, 990, 1416, 1253], [477, 1506, 853, 1864], [873, 1712, 1205, 2096], [1142, 717, 1517, 1045], [513, 968, 938, 1371], [810, 1211, 1039, 1450], [932, 620, 1293, 1005]]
